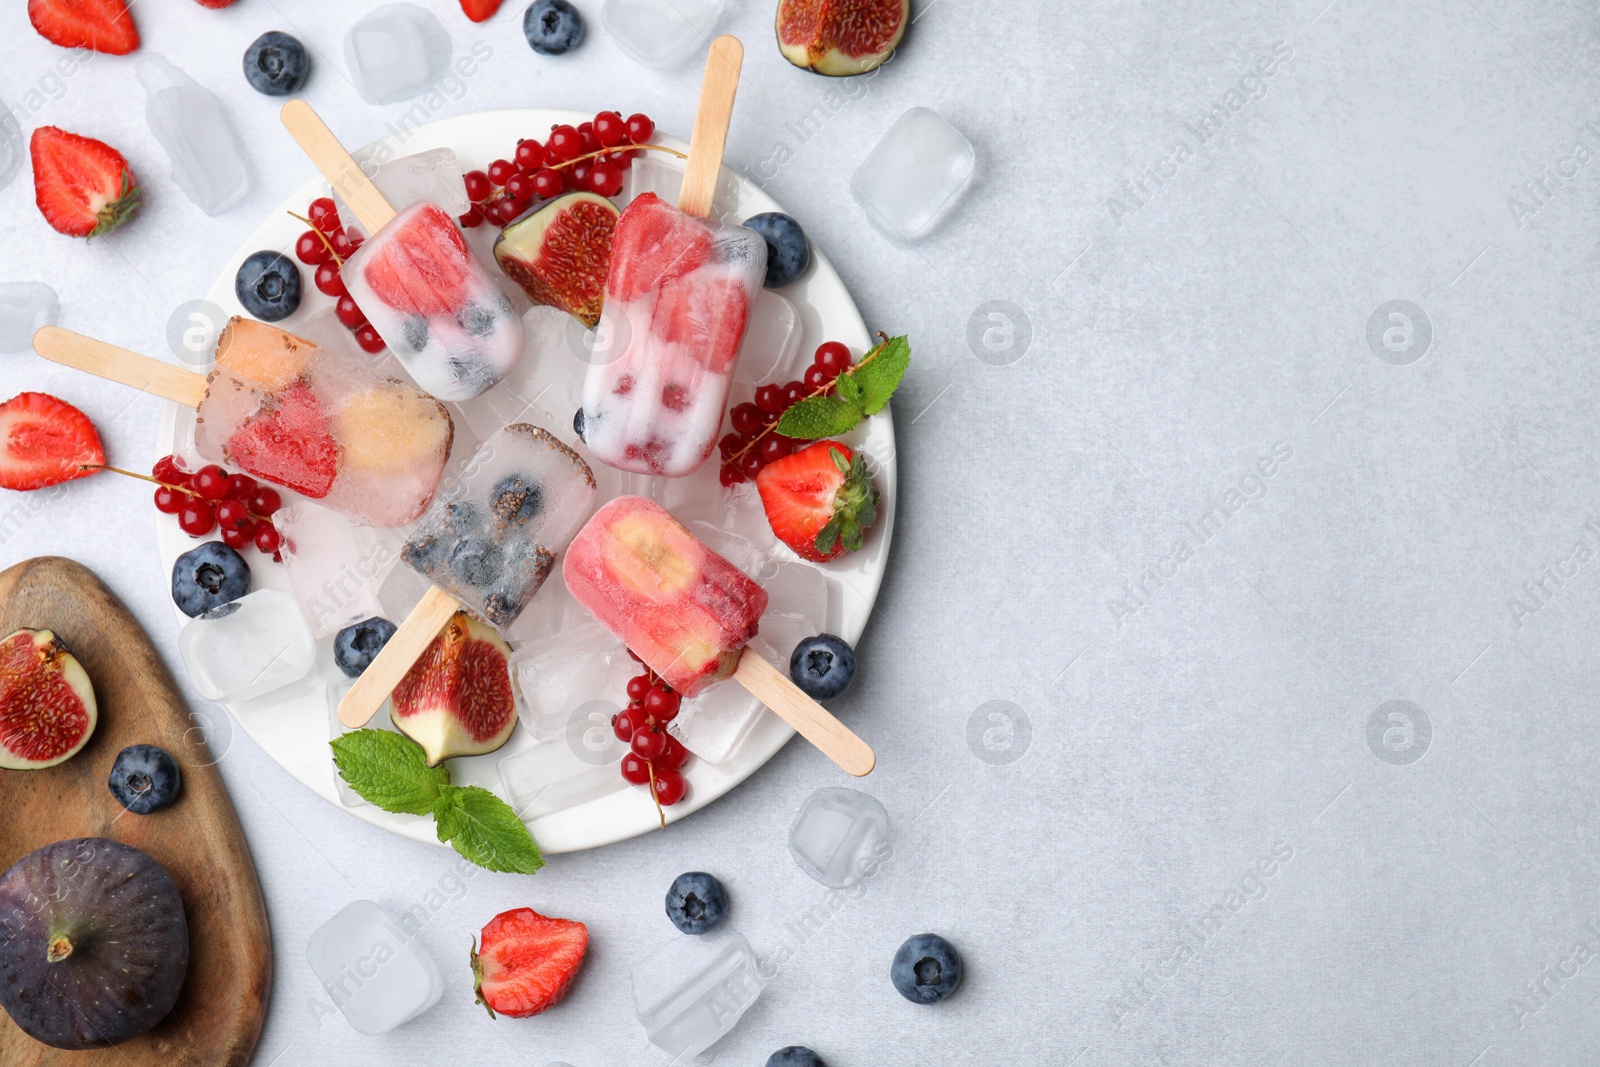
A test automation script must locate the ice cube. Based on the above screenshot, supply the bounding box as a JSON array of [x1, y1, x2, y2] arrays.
[[788, 786, 890, 889], [498, 735, 627, 820], [0, 283, 59, 353], [177, 590, 316, 702], [275, 502, 402, 638], [734, 290, 801, 385], [378, 562, 433, 623], [0, 105, 23, 192], [850, 107, 975, 242], [754, 560, 831, 661], [136, 54, 251, 216], [513, 620, 624, 739], [306, 900, 442, 1035], [326, 679, 397, 808], [345, 4, 451, 105], [601, 0, 727, 69], [344, 147, 469, 218], [631, 929, 763, 1059]]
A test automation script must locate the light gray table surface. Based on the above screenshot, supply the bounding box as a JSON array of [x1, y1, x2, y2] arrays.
[[4, 0, 1598, 1063]]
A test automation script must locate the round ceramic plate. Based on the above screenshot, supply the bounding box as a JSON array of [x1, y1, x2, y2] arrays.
[[154, 108, 896, 854]]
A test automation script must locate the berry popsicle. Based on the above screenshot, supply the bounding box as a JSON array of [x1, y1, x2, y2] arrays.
[[564, 496, 874, 776], [280, 100, 524, 402], [33, 321, 453, 528], [336, 424, 596, 728], [579, 36, 767, 477]]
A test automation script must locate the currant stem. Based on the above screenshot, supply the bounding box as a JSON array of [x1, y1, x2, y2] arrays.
[[549, 143, 687, 171], [288, 211, 345, 267], [80, 464, 274, 524], [646, 760, 666, 831]]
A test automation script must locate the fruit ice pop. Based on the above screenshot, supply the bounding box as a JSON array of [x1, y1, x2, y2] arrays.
[[579, 194, 767, 477], [195, 318, 452, 527], [563, 495, 767, 696], [342, 201, 525, 402], [400, 424, 596, 630]]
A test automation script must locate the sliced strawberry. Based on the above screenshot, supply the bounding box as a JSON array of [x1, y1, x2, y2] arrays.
[[360, 204, 473, 318], [194, 0, 237, 6], [459, 0, 504, 20], [0, 393, 105, 491], [31, 127, 139, 239], [27, 0, 138, 54], [651, 271, 749, 372], [225, 381, 338, 498], [607, 193, 714, 302], [471, 907, 588, 1019], [756, 441, 879, 562]]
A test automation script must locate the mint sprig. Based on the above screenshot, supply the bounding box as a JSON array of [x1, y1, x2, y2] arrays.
[[330, 730, 544, 874], [776, 334, 910, 440]]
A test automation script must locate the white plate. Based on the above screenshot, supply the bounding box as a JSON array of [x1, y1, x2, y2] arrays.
[[155, 109, 896, 854]]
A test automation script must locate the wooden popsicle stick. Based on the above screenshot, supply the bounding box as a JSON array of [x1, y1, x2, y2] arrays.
[[33, 326, 208, 408], [279, 98, 397, 235], [677, 35, 744, 219], [734, 650, 876, 776], [337, 585, 462, 729]]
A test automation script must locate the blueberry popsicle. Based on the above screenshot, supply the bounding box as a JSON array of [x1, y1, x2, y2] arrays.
[[32, 321, 453, 529], [336, 424, 596, 728], [564, 496, 874, 775], [280, 99, 525, 402]]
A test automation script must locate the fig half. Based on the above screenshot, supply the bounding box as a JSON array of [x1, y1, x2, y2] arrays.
[[776, 0, 909, 76], [391, 611, 518, 766], [0, 838, 189, 1050], [0, 627, 97, 770], [493, 192, 620, 329]]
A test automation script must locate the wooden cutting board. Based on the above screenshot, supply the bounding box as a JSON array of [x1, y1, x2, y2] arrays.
[[0, 556, 271, 1066]]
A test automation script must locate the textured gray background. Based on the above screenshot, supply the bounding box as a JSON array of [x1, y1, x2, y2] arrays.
[[3, 0, 1598, 1063]]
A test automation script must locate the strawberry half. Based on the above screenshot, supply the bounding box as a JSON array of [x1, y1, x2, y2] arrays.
[[459, 0, 504, 20], [471, 907, 588, 1019], [225, 381, 339, 498], [30, 127, 140, 240], [756, 441, 879, 562], [27, 0, 139, 55], [360, 204, 473, 317], [0, 393, 105, 491]]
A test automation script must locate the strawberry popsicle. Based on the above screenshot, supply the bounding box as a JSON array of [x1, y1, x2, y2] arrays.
[[195, 318, 453, 527], [563, 495, 767, 696], [341, 201, 525, 402], [579, 193, 767, 477], [400, 424, 596, 630]]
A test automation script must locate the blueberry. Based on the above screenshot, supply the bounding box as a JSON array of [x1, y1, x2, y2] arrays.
[[401, 316, 429, 351], [234, 251, 302, 322], [665, 871, 728, 934], [450, 538, 502, 586], [572, 407, 585, 441], [107, 744, 182, 815], [243, 31, 310, 96], [743, 212, 811, 288], [491, 475, 544, 525], [171, 541, 250, 618], [443, 500, 483, 534], [524, 0, 584, 55], [459, 303, 496, 336], [789, 633, 855, 699], [891, 933, 962, 1005], [402, 534, 443, 571], [333, 617, 397, 678], [767, 1048, 826, 1067]]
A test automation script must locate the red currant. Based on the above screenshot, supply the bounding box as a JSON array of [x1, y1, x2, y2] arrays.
[[738, 452, 764, 478], [719, 465, 746, 486], [356, 324, 386, 353], [754, 384, 785, 415], [329, 228, 354, 259], [620, 753, 653, 785], [603, 149, 634, 172], [613, 710, 636, 743], [531, 168, 564, 199], [718, 432, 743, 459], [593, 110, 626, 146], [503, 172, 534, 206], [626, 113, 654, 144], [295, 230, 328, 264], [224, 473, 257, 500], [814, 340, 851, 375], [782, 381, 807, 407], [631, 729, 667, 760], [216, 497, 251, 531], [759, 435, 791, 464], [626, 674, 651, 701], [514, 139, 547, 171], [177, 499, 216, 537], [335, 294, 367, 329], [569, 160, 593, 192], [192, 464, 229, 500], [578, 123, 600, 154], [254, 523, 281, 554], [152, 455, 187, 484], [153, 485, 182, 514], [652, 768, 686, 806], [459, 205, 486, 228], [249, 487, 282, 516], [644, 685, 681, 722], [729, 403, 762, 435], [626, 647, 643, 662], [660, 735, 690, 769], [589, 160, 624, 197], [463, 169, 492, 203], [487, 158, 517, 186], [314, 261, 346, 297], [346, 230, 364, 253], [220, 525, 252, 550], [309, 197, 340, 233], [547, 124, 582, 161]]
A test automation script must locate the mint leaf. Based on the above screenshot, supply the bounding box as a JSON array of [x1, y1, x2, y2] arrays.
[[776, 394, 864, 440], [852, 335, 910, 415], [833, 371, 865, 405], [433, 785, 545, 874], [331, 730, 449, 816]]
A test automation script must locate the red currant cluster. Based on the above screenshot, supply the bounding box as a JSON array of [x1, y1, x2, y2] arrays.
[[612, 650, 690, 810], [291, 197, 386, 354], [150, 456, 283, 555], [461, 111, 656, 228], [718, 341, 853, 485]]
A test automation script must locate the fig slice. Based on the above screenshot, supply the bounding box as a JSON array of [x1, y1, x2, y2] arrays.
[[0, 838, 189, 1050], [776, 0, 909, 76], [391, 611, 518, 766], [493, 191, 620, 329], [0, 627, 97, 770]]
